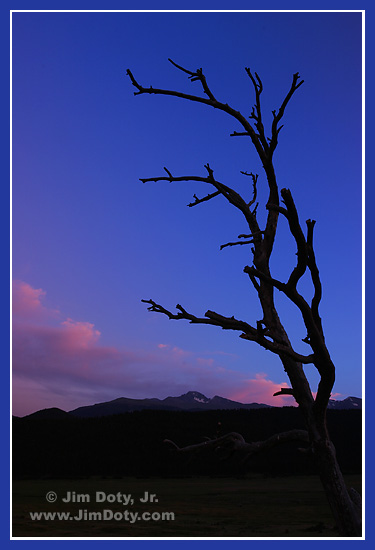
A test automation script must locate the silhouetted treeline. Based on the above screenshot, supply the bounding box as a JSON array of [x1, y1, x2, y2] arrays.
[[12, 408, 361, 479]]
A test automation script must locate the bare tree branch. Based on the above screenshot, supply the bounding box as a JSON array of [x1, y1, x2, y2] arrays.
[[164, 429, 309, 462], [273, 388, 294, 396], [243, 265, 286, 294], [142, 299, 255, 332], [306, 219, 323, 334], [163, 166, 173, 178], [280, 188, 309, 289], [187, 190, 221, 207], [240, 171, 258, 208], [245, 67, 269, 152], [230, 131, 251, 137], [140, 163, 262, 237], [267, 191, 323, 336], [127, 61, 302, 266], [142, 299, 315, 364], [266, 202, 289, 218], [126, 64, 266, 160], [168, 58, 217, 102], [239, 332, 315, 364], [244, 265, 322, 343], [269, 72, 304, 156], [220, 239, 255, 250], [238, 231, 264, 239]]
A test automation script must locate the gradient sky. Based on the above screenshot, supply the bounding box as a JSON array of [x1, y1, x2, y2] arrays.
[[11, 10, 363, 417]]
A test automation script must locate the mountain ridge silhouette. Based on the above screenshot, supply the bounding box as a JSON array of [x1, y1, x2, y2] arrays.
[[18, 391, 362, 419]]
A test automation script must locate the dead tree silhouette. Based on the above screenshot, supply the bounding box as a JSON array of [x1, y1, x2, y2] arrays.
[[126, 60, 362, 537]]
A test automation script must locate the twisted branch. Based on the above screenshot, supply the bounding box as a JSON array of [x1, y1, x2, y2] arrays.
[[126, 62, 266, 160], [164, 429, 309, 463], [267, 188, 323, 335], [280, 188, 309, 289], [306, 219, 323, 334], [142, 299, 315, 364]]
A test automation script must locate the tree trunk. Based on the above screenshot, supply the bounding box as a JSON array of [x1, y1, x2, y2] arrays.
[[310, 417, 362, 537], [273, 334, 362, 536]]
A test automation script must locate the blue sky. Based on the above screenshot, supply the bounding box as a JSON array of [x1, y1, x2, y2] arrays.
[[11, 10, 363, 416]]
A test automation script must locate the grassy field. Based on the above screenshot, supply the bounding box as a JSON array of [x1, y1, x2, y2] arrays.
[[12, 474, 361, 538]]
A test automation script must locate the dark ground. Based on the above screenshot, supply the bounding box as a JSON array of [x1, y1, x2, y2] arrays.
[[12, 408, 362, 538], [12, 474, 362, 537], [12, 408, 362, 478]]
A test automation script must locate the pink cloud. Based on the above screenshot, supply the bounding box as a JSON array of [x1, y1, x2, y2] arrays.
[[12, 281, 133, 415], [12, 280, 47, 318], [12, 281, 295, 416], [331, 392, 343, 400], [228, 373, 296, 407], [60, 319, 101, 349]]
